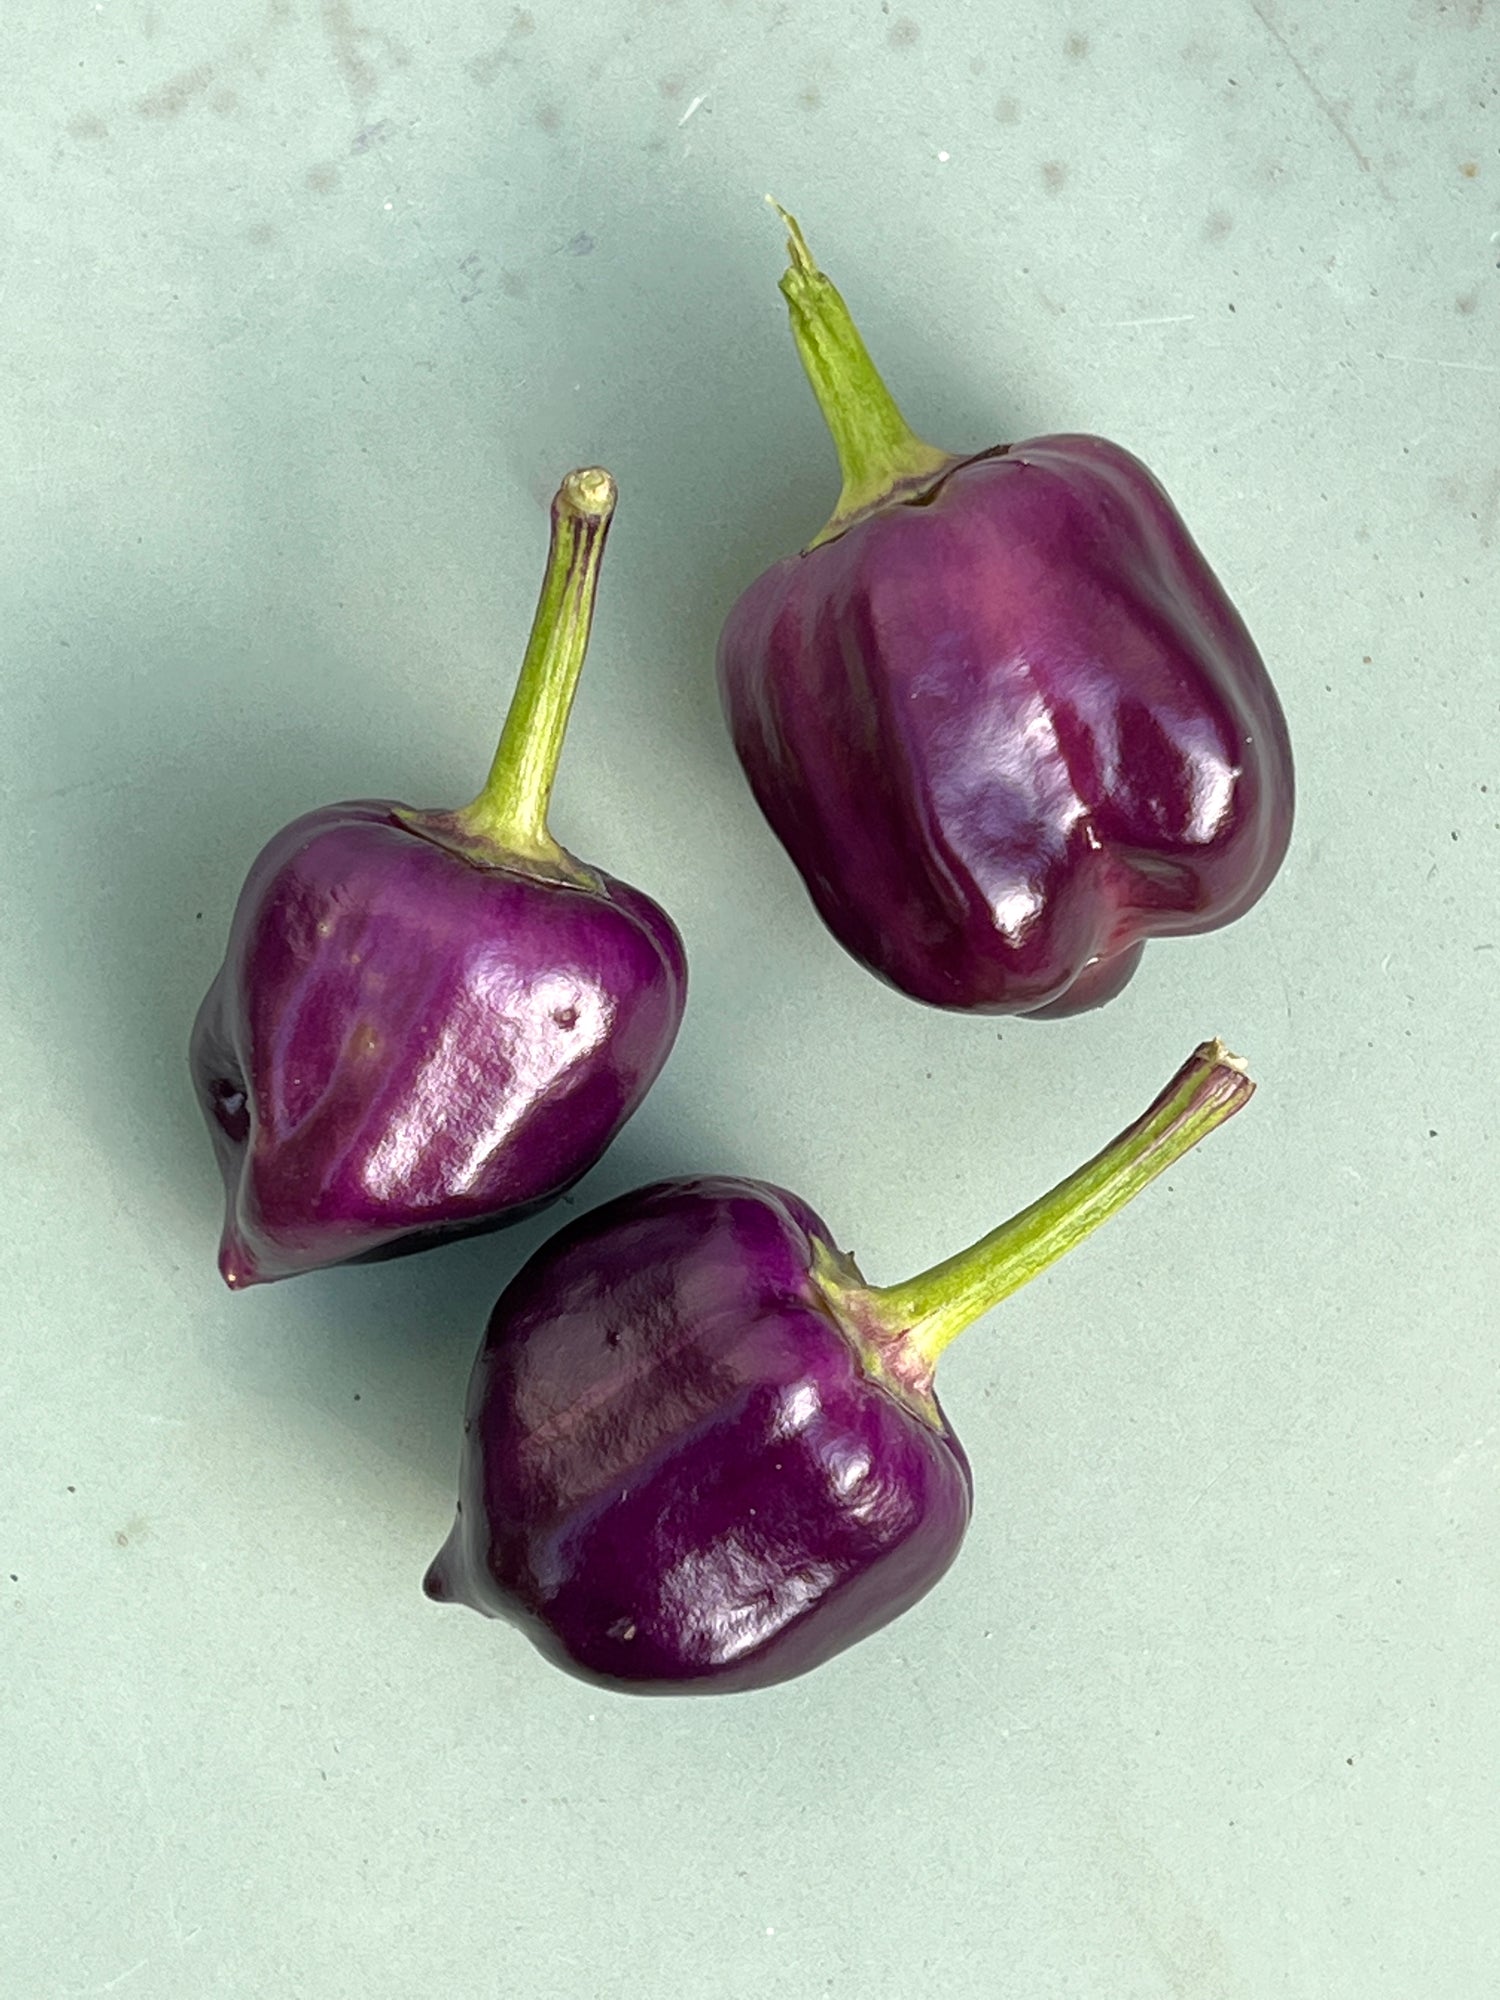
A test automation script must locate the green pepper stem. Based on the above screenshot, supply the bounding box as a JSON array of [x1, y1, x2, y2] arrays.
[[454, 467, 617, 863], [769, 199, 954, 548], [865, 1042, 1255, 1374]]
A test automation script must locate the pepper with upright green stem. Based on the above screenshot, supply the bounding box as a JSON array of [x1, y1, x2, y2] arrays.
[[769, 201, 955, 546], [720, 204, 1295, 1016], [191, 468, 687, 1288], [429, 1039, 1254, 1694]]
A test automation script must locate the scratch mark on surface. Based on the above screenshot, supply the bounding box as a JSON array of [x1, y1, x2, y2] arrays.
[[1246, 0, 1384, 193], [1378, 352, 1500, 373], [1096, 314, 1198, 327], [1264, 1766, 1329, 1812], [1434, 1421, 1499, 1488], [1178, 1453, 1244, 1524], [96, 1960, 152, 1994], [23, 772, 140, 811], [677, 92, 708, 125]]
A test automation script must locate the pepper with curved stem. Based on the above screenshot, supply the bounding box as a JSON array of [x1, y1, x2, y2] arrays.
[[428, 1040, 1253, 1694], [719, 206, 1295, 1017], [191, 469, 686, 1288]]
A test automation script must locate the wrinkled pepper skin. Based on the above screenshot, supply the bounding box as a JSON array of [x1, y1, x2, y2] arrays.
[[720, 435, 1294, 1016], [191, 807, 685, 1288], [425, 1178, 973, 1695]]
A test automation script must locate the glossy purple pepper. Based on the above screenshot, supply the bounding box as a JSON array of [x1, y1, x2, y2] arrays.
[[719, 208, 1295, 1016], [191, 470, 686, 1288], [427, 1040, 1255, 1693]]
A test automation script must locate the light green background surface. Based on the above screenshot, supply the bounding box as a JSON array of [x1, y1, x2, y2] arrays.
[[3, 3, 1496, 1995]]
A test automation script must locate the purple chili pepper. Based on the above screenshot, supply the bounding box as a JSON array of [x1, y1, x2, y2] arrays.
[[191, 469, 686, 1288], [428, 1040, 1254, 1694], [719, 207, 1294, 1016]]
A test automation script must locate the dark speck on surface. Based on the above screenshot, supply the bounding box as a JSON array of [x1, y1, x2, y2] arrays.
[[67, 114, 109, 141], [1205, 209, 1234, 240], [1042, 160, 1069, 194], [352, 119, 396, 152], [1456, 291, 1478, 314], [995, 94, 1020, 123], [1460, 161, 1480, 176], [565, 232, 595, 256], [1065, 32, 1090, 58], [798, 84, 822, 109], [535, 102, 563, 132], [306, 162, 340, 194], [888, 17, 920, 47]]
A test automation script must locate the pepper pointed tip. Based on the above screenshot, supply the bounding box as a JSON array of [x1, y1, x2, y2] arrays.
[[218, 1227, 261, 1291]]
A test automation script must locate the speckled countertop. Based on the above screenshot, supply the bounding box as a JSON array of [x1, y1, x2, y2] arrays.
[[3, 3, 1496, 1996]]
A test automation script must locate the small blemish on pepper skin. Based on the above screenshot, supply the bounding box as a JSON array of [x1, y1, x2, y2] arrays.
[[1065, 32, 1090, 59], [1042, 160, 1069, 195], [888, 17, 920, 47]]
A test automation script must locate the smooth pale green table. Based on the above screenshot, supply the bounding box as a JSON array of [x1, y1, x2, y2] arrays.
[[3, 4, 1495, 1995]]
